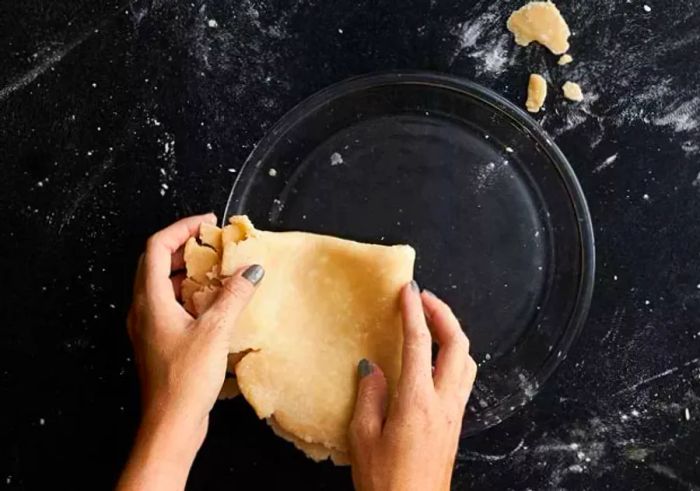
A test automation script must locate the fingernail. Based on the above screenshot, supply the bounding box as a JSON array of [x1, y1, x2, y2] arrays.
[[205, 213, 217, 224], [410, 279, 419, 292], [358, 358, 373, 378], [423, 289, 437, 298], [242, 264, 265, 285]]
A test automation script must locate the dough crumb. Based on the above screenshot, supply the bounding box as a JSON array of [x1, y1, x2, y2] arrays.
[[330, 152, 344, 166], [268, 168, 278, 177], [643, 4, 651, 12], [526, 73, 547, 113], [558, 53, 573, 65], [506, 1, 571, 55], [562, 81, 584, 102]]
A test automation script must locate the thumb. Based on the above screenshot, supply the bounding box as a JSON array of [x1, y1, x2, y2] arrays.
[[203, 264, 265, 330], [349, 359, 387, 448]]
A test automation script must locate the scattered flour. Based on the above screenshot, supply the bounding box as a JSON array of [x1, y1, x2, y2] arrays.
[[0, 29, 93, 102], [475, 161, 502, 190], [681, 141, 700, 155], [653, 97, 700, 132], [451, 6, 512, 76], [593, 153, 618, 173], [467, 34, 512, 75], [692, 172, 700, 188]]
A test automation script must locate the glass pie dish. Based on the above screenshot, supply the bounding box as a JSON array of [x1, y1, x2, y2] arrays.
[[222, 71, 595, 436]]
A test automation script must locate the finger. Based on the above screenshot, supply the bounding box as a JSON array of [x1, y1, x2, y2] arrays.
[[144, 213, 216, 302], [398, 281, 433, 394], [349, 359, 387, 447], [132, 253, 145, 297], [171, 246, 185, 272], [170, 271, 186, 301], [126, 305, 137, 341], [421, 290, 475, 400], [201, 264, 264, 333], [463, 356, 478, 404]]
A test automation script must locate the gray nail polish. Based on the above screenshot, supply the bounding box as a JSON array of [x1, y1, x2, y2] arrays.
[[423, 289, 437, 298], [358, 358, 373, 378], [242, 264, 265, 285], [410, 279, 419, 292]]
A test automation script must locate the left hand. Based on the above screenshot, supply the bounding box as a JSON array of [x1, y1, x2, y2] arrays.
[[118, 214, 264, 491]]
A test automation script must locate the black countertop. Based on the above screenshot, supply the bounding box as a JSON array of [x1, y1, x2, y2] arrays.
[[2, 1, 699, 489]]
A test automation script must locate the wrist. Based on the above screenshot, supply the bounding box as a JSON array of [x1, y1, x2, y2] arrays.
[[139, 404, 208, 460], [118, 409, 207, 491]]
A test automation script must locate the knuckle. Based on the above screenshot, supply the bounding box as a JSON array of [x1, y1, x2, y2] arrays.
[[449, 399, 468, 420], [407, 326, 431, 346], [442, 329, 461, 348], [129, 294, 147, 318], [401, 388, 433, 416], [434, 300, 460, 323], [348, 416, 372, 443], [348, 416, 363, 435], [145, 234, 160, 252], [222, 277, 253, 300], [450, 329, 469, 350], [466, 356, 478, 378], [459, 357, 478, 396], [358, 383, 379, 404], [460, 332, 471, 352], [199, 309, 226, 331]]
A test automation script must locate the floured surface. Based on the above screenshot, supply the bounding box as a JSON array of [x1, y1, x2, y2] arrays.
[[5, 0, 700, 488], [183, 216, 415, 463]]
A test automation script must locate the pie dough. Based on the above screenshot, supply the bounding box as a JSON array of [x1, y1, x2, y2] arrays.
[[507, 1, 571, 55], [182, 216, 415, 464], [526, 73, 547, 113]]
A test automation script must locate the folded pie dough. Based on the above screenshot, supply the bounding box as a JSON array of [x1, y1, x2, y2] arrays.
[[182, 216, 415, 464]]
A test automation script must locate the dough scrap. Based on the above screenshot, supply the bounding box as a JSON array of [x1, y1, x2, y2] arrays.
[[199, 222, 223, 253], [182, 216, 415, 464], [558, 53, 573, 65], [184, 238, 219, 284], [507, 1, 571, 55], [526, 73, 547, 113], [562, 81, 584, 101]]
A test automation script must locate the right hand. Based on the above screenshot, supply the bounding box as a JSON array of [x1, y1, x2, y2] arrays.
[[349, 282, 477, 491]]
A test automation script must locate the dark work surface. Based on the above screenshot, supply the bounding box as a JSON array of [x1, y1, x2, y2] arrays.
[[1, 1, 699, 489]]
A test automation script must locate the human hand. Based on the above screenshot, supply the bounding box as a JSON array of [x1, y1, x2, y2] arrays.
[[349, 282, 477, 491], [118, 214, 264, 491]]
